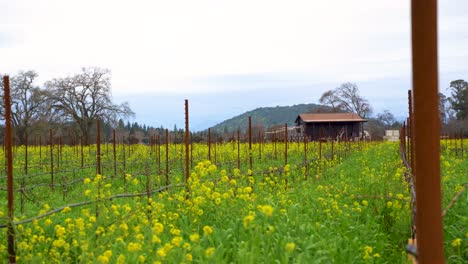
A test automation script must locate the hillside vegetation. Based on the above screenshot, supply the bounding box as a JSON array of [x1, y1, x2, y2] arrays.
[[211, 103, 325, 132]]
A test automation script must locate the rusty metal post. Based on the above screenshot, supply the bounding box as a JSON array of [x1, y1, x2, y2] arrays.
[[157, 134, 161, 173], [165, 129, 169, 186], [57, 136, 61, 172], [402, 122, 407, 160], [113, 130, 116, 178], [304, 132, 307, 178], [50, 129, 54, 190], [96, 119, 101, 175], [59, 136, 63, 170], [122, 136, 126, 173], [208, 128, 211, 162], [25, 131, 28, 175], [149, 136, 153, 155], [185, 100, 190, 187], [249, 116, 252, 171], [406, 119, 410, 161], [237, 129, 240, 170], [22, 131, 28, 214], [3, 76, 16, 263], [285, 123, 288, 165], [408, 90, 415, 172], [411, 0, 444, 261]]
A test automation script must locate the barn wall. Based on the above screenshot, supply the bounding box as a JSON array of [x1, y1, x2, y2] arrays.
[[301, 121, 363, 141]]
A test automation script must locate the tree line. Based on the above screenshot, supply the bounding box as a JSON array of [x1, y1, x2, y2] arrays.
[[0, 68, 230, 146], [318, 80, 468, 139], [1, 68, 466, 144], [0, 68, 134, 145]]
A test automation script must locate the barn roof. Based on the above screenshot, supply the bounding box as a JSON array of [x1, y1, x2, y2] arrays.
[[296, 113, 366, 123]]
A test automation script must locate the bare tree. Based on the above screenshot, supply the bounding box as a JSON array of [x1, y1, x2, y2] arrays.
[[45, 67, 134, 144], [335, 83, 372, 118], [376, 110, 396, 129], [1, 71, 49, 144], [319, 90, 341, 111], [319, 83, 372, 118]]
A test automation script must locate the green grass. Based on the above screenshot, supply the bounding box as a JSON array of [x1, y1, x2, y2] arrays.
[[0, 141, 465, 263]]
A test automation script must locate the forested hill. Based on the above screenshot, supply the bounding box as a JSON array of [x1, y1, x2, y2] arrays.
[[211, 103, 324, 132]]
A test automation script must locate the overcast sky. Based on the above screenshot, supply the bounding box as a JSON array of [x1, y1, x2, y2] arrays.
[[1, 0, 467, 130]]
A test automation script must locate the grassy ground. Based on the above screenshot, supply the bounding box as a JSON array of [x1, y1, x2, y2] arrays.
[[0, 141, 465, 263]]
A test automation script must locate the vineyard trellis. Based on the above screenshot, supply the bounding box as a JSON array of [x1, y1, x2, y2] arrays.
[[1, 78, 362, 262], [1, 1, 462, 261]]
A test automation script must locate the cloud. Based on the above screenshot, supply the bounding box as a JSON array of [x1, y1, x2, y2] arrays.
[[1, 0, 467, 130], [1, 0, 416, 92]]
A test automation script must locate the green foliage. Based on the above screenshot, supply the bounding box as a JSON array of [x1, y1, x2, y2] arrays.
[[448, 79, 468, 121], [0, 142, 465, 263], [211, 103, 324, 133]]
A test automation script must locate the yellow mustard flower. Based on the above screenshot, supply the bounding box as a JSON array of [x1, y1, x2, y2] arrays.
[[153, 222, 164, 234], [205, 247, 215, 257], [189, 233, 200, 243], [259, 205, 274, 217], [285, 242, 296, 252], [451, 238, 462, 248], [203, 225, 213, 236]]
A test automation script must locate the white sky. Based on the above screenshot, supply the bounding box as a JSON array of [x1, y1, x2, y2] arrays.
[[1, 0, 468, 129]]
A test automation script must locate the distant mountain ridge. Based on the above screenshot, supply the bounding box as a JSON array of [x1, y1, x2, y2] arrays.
[[210, 103, 325, 132]]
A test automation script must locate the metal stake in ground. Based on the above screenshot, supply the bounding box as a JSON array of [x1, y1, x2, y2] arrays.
[[50, 129, 54, 190], [285, 123, 288, 165], [249, 116, 252, 171], [237, 129, 240, 170], [97, 119, 101, 175], [3, 76, 16, 264], [411, 0, 444, 261], [158, 134, 161, 174], [408, 90, 415, 173], [185, 100, 190, 193], [113, 129, 117, 178], [208, 128, 211, 162], [165, 128, 169, 186], [303, 132, 308, 179]]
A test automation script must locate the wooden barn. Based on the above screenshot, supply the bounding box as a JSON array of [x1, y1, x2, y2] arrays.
[[295, 113, 366, 141]]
